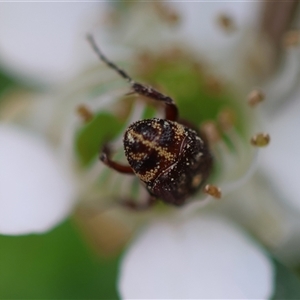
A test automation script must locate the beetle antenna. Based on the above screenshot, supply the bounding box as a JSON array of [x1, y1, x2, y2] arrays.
[[87, 34, 178, 121], [86, 34, 134, 84]]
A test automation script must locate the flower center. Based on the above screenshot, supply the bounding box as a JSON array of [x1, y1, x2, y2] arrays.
[[70, 46, 268, 211]]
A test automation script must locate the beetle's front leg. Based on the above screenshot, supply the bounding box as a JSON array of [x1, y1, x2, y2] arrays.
[[131, 82, 178, 121], [100, 145, 134, 174]]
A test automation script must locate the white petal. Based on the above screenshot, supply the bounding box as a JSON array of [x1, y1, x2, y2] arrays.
[[0, 2, 101, 84], [175, 2, 260, 69], [119, 214, 274, 299], [0, 125, 76, 235], [261, 97, 300, 214], [176, 2, 259, 52]]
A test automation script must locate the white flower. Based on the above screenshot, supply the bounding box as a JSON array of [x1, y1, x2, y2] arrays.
[[0, 2, 103, 85], [0, 124, 75, 235], [2, 1, 299, 298], [262, 97, 300, 213], [119, 213, 273, 299]]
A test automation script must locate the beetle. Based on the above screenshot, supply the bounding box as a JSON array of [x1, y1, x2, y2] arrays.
[[87, 35, 217, 209]]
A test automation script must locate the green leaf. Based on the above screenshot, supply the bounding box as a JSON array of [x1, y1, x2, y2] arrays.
[[75, 112, 124, 167], [0, 68, 20, 99], [0, 220, 120, 299], [0, 71, 15, 91], [272, 259, 300, 299], [0, 67, 49, 102]]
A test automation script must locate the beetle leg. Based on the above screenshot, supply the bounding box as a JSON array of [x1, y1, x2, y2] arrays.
[[100, 144, 134, 174], [131, 82, 178, 121], [119, 195, 156, 211], [87, 34, 178, 122]]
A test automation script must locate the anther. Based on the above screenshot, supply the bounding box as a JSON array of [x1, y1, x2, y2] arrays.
[[218, 108, 236, 131], [283, 30, 300, 48], [247, 89, 265, 107], [250, 133, 270, 147], [153, 2, 180, 25], [205, 76, 223, 94], [77, 104, 94, 123], [204, 184, 222, 199], [217, 14, 236, 33], [200, 121, 221, 144]]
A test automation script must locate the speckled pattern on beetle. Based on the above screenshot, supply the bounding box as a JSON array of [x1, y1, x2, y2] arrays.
[[124, 118, 212, 206]]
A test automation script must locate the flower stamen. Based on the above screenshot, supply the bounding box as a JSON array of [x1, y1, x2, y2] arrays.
[[77, 104, 94, 123], [200, 121, 221, 145], [247, 89, 265, 107], [217, 108, 236, 132], [283, 30, 300, 48], [204, 184, 222, 199], [216, 14, 236, 33], [250, 133, 271, 147]]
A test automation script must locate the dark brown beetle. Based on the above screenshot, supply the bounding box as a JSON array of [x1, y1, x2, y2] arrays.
[[87, 35, 215, 209]]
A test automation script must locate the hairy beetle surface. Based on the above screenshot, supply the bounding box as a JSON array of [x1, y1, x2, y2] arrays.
[[124, 118, 213, 206]]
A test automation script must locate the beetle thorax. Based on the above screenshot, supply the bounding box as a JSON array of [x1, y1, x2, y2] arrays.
[[123, 118, 185, 183]]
